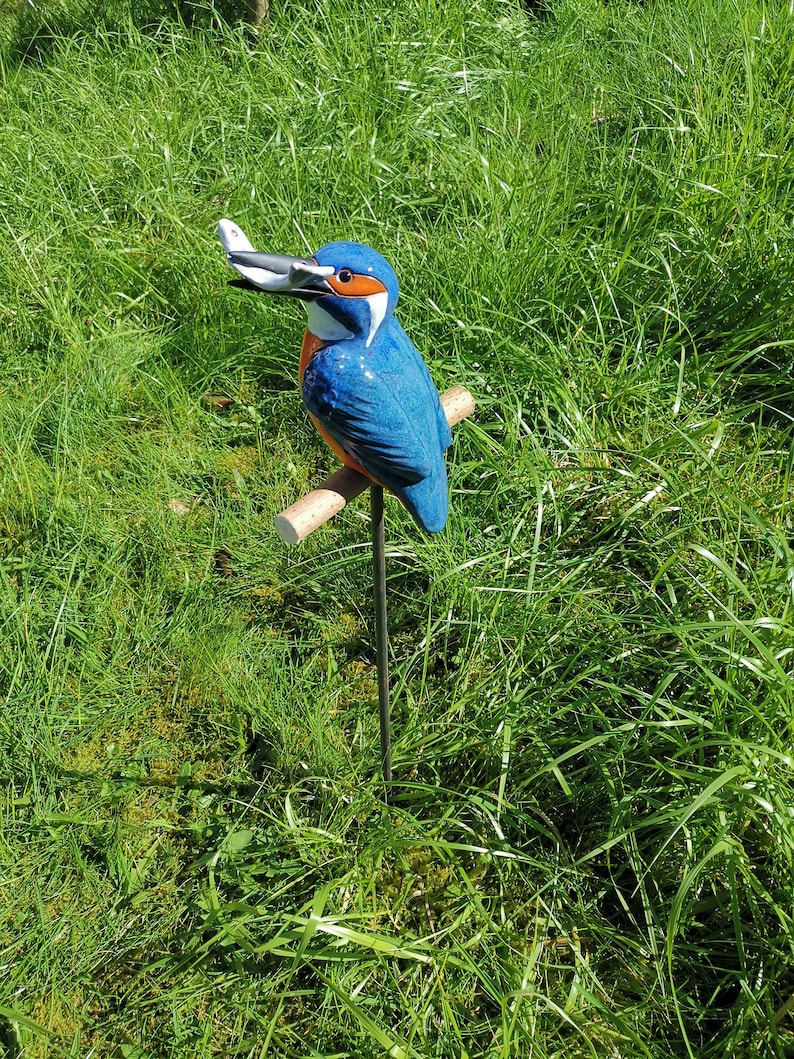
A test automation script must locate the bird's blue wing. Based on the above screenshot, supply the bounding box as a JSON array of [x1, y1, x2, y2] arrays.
[[302, 332, 447, 492]]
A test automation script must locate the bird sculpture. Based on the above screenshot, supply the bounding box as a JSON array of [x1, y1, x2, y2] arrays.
[[218, 219, 452, 533]]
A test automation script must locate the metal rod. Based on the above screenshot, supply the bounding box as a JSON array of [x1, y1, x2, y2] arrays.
[[371, 485, 392, 799]]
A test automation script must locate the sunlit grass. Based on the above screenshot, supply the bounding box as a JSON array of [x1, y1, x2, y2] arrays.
[[1, 0, 793, 1055]]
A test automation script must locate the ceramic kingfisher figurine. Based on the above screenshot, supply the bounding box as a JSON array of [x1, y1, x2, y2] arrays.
[[218, 220, 453, 533]]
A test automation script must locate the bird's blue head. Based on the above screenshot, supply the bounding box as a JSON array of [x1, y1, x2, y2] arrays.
[[308, 241, 399, 347], [219, 221, 400, 348]]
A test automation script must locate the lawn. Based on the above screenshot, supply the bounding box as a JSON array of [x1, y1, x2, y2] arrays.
[[1, 0, 793, 1055]]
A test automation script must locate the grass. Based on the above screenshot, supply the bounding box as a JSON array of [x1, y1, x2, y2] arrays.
[[1, 0, 793, 1054]]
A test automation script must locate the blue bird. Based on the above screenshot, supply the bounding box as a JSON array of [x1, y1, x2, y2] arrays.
[[219, 220, 452, 533]]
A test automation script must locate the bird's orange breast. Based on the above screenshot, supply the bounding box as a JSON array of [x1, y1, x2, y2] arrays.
[[299, 330, 377, 483], [298, 330, 325, 382]]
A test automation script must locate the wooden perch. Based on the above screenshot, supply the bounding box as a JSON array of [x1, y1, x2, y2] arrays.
[[274, 385, 475, 544]]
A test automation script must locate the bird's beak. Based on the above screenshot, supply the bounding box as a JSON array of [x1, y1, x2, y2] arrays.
[[218, 219, 334, 301]]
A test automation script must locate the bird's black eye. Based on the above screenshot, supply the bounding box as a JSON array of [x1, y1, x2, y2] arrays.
[[338, 269, 353, 283]]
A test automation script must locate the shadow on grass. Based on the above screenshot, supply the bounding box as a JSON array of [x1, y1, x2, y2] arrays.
[[3, 0, 250, 65], [0, 1019, 20, 1059]]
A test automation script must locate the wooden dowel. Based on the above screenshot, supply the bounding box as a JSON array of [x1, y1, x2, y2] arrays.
[[436, 384, 476, 429], [274, 384, 475, 544], [273, 465, 370, 545]]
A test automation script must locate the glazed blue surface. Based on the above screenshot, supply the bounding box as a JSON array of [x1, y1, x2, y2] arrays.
[[303, 316, 452, 533], [305, 243, 452, 533]]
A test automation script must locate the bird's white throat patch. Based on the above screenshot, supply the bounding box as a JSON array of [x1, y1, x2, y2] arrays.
[[305, 292, 390, 347], [305, 301, 355, 342]]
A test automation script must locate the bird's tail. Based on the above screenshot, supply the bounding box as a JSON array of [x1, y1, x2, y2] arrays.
[[399, 468, 449, 533]]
